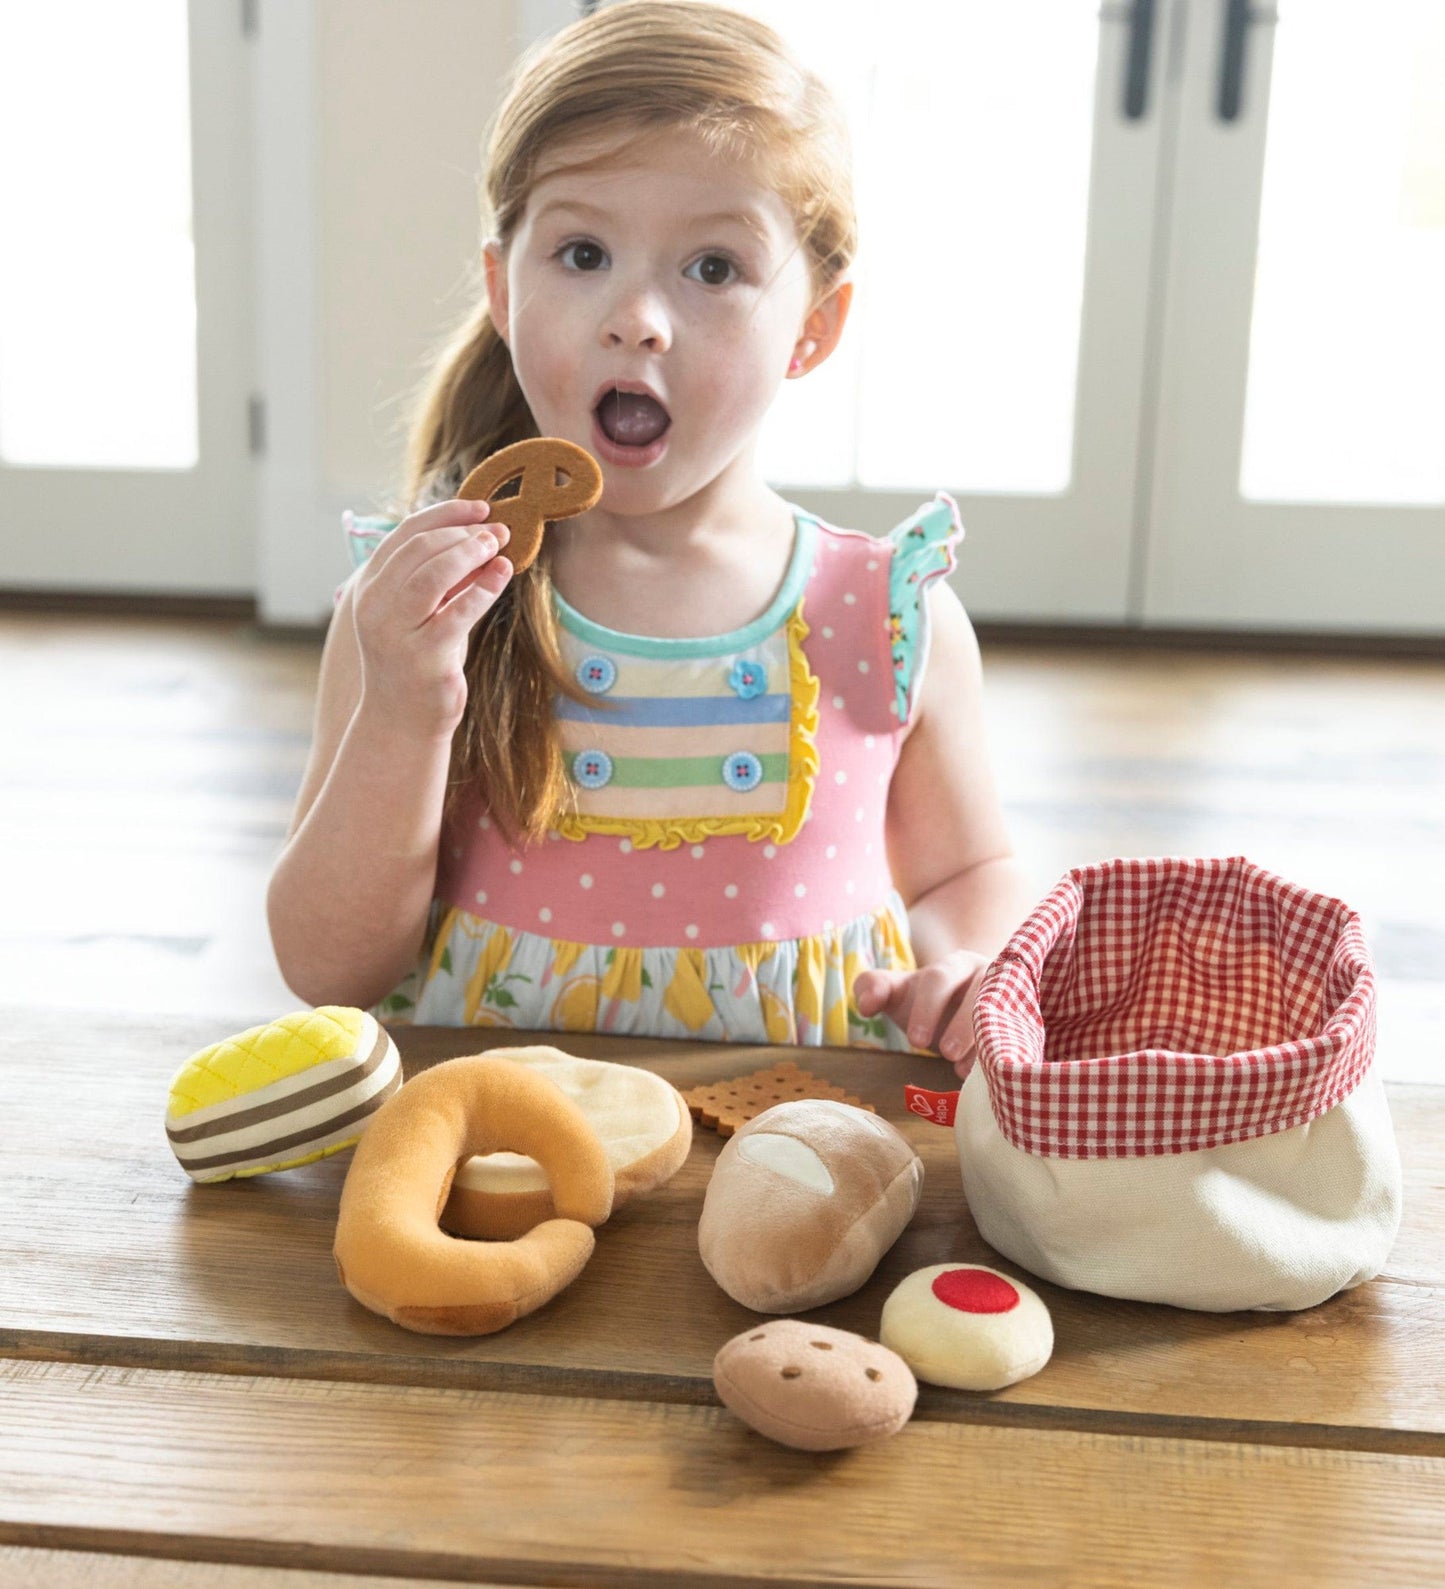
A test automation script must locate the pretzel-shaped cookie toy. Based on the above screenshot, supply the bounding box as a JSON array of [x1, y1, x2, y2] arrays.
[[457, 437, 603, 572]]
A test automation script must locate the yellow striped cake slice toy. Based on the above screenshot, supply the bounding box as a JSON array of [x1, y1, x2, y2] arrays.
[[165, 1007, 402, 1183]]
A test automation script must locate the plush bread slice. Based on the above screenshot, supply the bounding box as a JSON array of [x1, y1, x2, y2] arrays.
[[440, 1046, 692, 1239]]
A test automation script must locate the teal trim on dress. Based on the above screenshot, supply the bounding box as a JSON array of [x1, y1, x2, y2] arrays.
[[887, 493, 964, 723], [343, 512, 401, 572], [552, 509, 817, 658]]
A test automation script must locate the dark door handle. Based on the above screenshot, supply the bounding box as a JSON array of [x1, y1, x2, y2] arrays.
[[1122, 0, 1157, 119], [1218, 0, 1277, 121]]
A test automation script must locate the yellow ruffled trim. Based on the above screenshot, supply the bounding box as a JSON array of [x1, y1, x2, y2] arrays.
[[553, 602, 821, 851]]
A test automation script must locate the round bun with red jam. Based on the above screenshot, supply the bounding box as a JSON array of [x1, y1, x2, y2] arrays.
[[879, 1263, 1053, 1391]]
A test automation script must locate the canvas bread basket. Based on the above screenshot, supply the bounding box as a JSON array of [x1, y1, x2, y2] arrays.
[[958, 856, 1402, 1312]]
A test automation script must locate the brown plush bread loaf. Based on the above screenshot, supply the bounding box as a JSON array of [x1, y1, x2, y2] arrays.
[[698, 1099, 924, 1313]]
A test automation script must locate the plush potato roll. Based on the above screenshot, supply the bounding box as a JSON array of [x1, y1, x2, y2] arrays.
[[699, 1099, 923, 1313]]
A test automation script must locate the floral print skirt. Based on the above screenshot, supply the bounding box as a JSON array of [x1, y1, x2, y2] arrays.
[[376, 889, 922, 1051]]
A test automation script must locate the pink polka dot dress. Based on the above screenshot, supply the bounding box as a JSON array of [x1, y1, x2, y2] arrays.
[[342, 493, 963, 1046]]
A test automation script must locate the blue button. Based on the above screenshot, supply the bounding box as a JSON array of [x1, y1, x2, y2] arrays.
[[572, 749, 613, 789], [728, 658, 767, 699], [722, 751, 764, 792], [576, 654, 617, 694]]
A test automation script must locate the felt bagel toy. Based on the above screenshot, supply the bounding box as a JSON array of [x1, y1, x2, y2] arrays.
[[333, 1053, 615, 1336], [457, 437, 603, 572], [441, 1046, 692, 1240]]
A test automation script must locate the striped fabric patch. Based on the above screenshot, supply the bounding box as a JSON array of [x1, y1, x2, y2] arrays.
[[557, 623, 795, 819], [165, 1014, 402, 1182], [557, 692, 792, 727]]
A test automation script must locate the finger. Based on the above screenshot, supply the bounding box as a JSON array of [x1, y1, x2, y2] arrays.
[[399, 533, 506, 623], [937, 1007, 977, 1065], [852, 968, 910, 1016], [903, 965, 969, 1052], [435, 556, 512, 627], [366, 498, 501, 576], [437, 546, 514, 608]]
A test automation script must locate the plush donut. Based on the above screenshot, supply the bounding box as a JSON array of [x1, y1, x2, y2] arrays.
[[441, 1046, 691, 1239], [333, 1054, 615, 1336], [457, 437, 603, 572], [879, 1263, 1053, 1391]]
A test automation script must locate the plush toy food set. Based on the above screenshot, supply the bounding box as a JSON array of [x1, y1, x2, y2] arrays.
[[164, 852, 1401, 1446], [172, 443, 1401, 1450], [163, 1012, 1054, 1447]]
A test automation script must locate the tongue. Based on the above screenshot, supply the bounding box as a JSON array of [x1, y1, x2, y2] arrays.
[[597, 390, 670, 447]]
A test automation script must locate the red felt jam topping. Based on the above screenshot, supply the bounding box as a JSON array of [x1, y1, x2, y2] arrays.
[[932, 1268, 1019, 1314]]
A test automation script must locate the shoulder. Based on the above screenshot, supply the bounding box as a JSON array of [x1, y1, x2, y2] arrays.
[[903, 580, 980, 742]]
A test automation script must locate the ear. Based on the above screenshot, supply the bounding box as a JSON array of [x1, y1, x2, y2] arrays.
[[483, 238, 511, 347], [788, 276, 853, 379]]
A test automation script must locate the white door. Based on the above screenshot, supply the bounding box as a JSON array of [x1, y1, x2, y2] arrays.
[[747, 0, 1168, 623], [0, 1, 254, 596], [1144, 0, 1445, 634]]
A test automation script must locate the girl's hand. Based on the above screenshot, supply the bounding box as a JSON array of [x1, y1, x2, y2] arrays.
[[351, 498, 512, 741], [853, 948, 993, 1081]]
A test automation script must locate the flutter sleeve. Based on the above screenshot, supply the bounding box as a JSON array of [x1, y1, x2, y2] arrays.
[[886, 490, 965, 726], [335, 510, 401, 603]]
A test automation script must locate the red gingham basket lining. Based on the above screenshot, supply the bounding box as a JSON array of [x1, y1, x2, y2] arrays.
[[972, 856, 1377, 1159]]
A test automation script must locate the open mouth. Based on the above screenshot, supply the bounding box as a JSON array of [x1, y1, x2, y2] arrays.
[[593, 388, 672, 452]]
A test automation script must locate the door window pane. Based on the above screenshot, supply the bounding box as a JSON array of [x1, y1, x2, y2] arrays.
[[745, 1, 1097, 494], [1241, 1, 1445, 504], [0, 2, 197, 470]]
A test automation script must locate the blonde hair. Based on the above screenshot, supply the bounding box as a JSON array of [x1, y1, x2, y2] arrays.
[[401, 0, 857, 849]]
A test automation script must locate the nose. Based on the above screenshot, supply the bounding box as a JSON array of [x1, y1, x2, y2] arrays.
[[599, 274, 672, 354]]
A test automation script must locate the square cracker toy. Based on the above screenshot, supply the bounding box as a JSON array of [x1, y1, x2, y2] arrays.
[[682, 1061, 875, 1138]]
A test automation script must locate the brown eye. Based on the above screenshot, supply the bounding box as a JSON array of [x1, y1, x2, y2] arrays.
[[560, 241, 605, 272], [688, 254, 738, 288]]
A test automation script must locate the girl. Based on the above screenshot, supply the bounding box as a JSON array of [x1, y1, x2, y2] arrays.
[[268, 0, 1032, 1078]]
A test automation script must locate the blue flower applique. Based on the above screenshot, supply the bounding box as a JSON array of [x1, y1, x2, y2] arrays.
[[728, 658, 767, 699]]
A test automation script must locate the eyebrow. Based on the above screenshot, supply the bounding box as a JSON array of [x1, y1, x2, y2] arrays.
[[533, 198, 773, 248]]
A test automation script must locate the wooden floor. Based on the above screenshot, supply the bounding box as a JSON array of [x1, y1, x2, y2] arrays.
[[2, 610, 1442, 1082]]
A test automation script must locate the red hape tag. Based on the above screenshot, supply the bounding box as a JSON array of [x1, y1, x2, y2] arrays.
[[904, 1084, 959, 1126]]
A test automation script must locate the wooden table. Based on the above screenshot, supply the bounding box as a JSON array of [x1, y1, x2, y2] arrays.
[[1, 1011, 1441, 1587]]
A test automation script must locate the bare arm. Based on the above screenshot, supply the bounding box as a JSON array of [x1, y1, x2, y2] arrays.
[[884, 582, 1034, 967], [267, 500, 511, 1008], [854, 582, 1035, 1066]]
